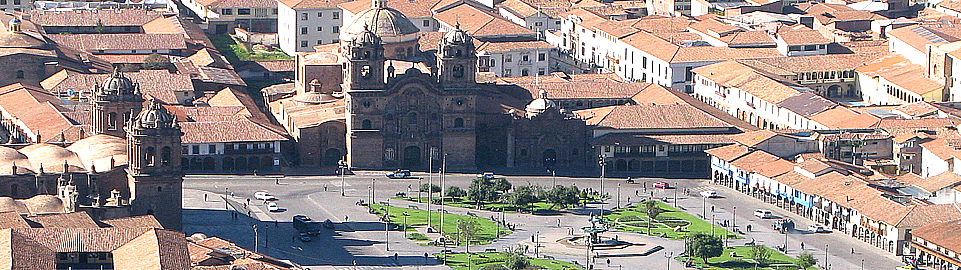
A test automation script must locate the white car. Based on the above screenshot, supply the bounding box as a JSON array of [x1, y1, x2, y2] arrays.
[[808, 224, 829, 233], [754, 209, 773, 219], [267, 202, 281, 212], [699, 190, 718, 198], [254, 191, 277, 201]]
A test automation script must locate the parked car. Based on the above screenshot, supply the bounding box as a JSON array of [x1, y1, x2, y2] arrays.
[[386, 169, 411, 179], [754, 209, 773, 219], [267, 202, 281, 212], [254, 191, 277, 201], [298, 232, 312, 242], [808, 224, 830, 233], [653, 182, 670, 189], [478, 172, 497, 180], [699, 190, 718, 198]]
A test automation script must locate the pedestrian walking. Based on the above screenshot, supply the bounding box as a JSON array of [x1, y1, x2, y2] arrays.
[[394, 253, 399, 261], [204, 194, 207, 201], [746, 224, 752, 232], [800, 242, 804, 250], [851, 248, 855, 254], [246, 198, 250, 205], [345, 215, 349, 222], [324, 184, 328, 191]]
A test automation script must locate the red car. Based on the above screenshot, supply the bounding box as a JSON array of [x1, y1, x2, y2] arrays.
[[653, 182, 670, 189]]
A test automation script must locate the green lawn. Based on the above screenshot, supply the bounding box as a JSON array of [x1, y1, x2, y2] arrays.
[[370, 204, 509, 245], [209, 34, 293, 63], [398, 194, 598, 214], [677, 246, 817, 270], [605, 200, 739, 240], [440, 252, 582, 270]]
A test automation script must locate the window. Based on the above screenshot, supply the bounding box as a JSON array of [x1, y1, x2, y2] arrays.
[[301, 41, 308, 47], [332, 27, 339, 33], [642, 56, 647, 68], [272, 8, 278, 14], [301, 27, 307, 34], [12, 0, 18, 5], [423, 20, 430, 27], [361, 119, 372, 129], [146, 147, 156, 166], [192, 145, 200, 155], [182, 146, 189, 154], [301, 12, 308, 20], [489, 59, 495, 67], [221, 8, 232, 15], [208, 145, 216, 154], [333, 39, 339, 43], [505, 55, 512, 62], [789, 45, 802, 51], [534, 21, 543, 26], [504, 69, 512, 76], [107, 112, 117, 130], [538, 68, 545, 75], [238, 8, 250, 15], [317, 12, 322, 17], [332, 12, 339, 19], [522, 54, 529, 62], [317, 40, 323, 45], [317, 26, 322, 32], [454, 118, 464, 128], [161, 147, 171, 165], [522, 69, 529, 76], [538, 53, 545, 61], [0, 0, 6, 5]]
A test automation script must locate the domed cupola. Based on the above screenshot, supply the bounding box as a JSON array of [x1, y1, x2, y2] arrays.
[[92, 68, 144, 137], [97, 69, 138, 97], [339, 0, 420, 59], [440, 23, 473, 58], [343, 24, 387, 90], [130, 99, 178, 131], [8, 18, 20, 33], [525, 90, 557, 118]]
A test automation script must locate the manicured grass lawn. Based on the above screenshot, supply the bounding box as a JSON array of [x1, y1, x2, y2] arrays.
[[398, 195, 597, 214], [440, 252, 582, 270], [605, 201, 739, 240], [677, 246, 816, 270], [370, 204, 509, 245], [209, 34, 293, 62]]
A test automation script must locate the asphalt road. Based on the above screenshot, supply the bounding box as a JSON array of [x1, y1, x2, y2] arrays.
[[182, 171, 903, 269]]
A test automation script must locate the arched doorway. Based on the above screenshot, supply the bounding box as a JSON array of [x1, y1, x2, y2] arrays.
[[223, 157, 234, 171], [324, 148, 342, 166], [249, 156, 260, 169], [235, 157, 246, 170], [615, 159, 627, 171], [203, 157, 215, 171], [828, 85, 841, 97], [542, 149, 557, 167], [403, 146, 421, 168]]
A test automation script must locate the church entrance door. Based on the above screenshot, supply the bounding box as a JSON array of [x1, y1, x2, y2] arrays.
[[324, 148, 342, 166], [542, 149, 557, 167], [403, 146, 421, 168]]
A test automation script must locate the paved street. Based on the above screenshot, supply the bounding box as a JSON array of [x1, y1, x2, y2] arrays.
[[182, 171, 903, 269]]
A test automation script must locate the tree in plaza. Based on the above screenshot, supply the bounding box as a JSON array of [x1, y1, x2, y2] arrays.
[[502, 185, 538, 212], [685, 233, 724, 264], [446, 186, 467, 198], [750, 245, 772, 265], [141, 54, 174, 71], [493, 178, 512, 192], [468, 178, 500, 204], [795, 252, 817, 269], [420, 183, 441, 193], [456, 218, 480, 253], [541, 185, 580, 209], [503, 245, 530, 270], [644, 200, 664, 234]]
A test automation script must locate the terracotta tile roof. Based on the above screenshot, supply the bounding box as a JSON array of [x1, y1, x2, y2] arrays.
[[94, 54, 155, 64], [559, 8, 608, 29], [631, 15, 694, 34], [253, 60, 295, 72], [796, 2, 883, 24], [49, 33, 187, 52], [593, 19, 641, 38], [0, 212, 29, 229], [836, 40, 889, 54], [777, 92, 837, 117], [809, 106, 881, 129], [725, 31, 775, 46], [0, 83, 81, 143], [940, 0, 961, 13], [26, 9, 164, 27], [775, 25, 831, 45], [102, 215, 164, 229], [435, 3, 536, 37], [477, 40, 554, 51], [24, 212, 100, 229], [141, 16, 186, 35], [738, 53, 886, 75], [499, 0, 577, 17], [888, 25, 958, 53], [897, 204, 961, 228], [692, 60, 804, 104], [672, 46, 780, 63], [730, 150, 794, 178], [911, 218, 961, 254], [175, 60, 247, 87], [876, 118, 955, 129], [0, 227, 189, 269], [499, 79, 653, 100], [590, 133, 734, 145], [43, 69, 193, 105], [630, 83, 686, 105], [197, 0, 276, 8], [187, 48, 233, 69], [921, 136, 961, 161], [895, 102, 940, 118], [856, 54, 943, 96], [704, 143, 752, 161], [180, 116, 289, 143], [576, 104, 734, 129], [729, 130, 778, 147], [279, 0, 347, 8]]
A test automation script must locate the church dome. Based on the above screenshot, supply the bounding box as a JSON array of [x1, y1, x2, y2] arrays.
[[100, 70, 136, 95], [134, 100, 177, 129], [442, 23, 471, 45], [340, 0, 419, 45], [0, 14, 46, 48], [525, 90, 556, 117], [353, 24, 382, 46]]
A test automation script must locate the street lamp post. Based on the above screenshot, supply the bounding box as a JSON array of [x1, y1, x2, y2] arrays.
[[385, 199, 390, 251], [403, 212, 410, 238], [673, 182, 678, 208], [665, 252, 673, 270], [371, 178, 376, 206], [598, 155, 607, 218], [702, 196, 706, 218], [440, 154, 447, 238], [252, 225, 259, 253], [732, 206, 737, 230], [711, 213, 716, 236], [550, 168, 556, 187], [824, 244, 829, 269], [427, 158, 433, 232], [616, 184, 621, 209], [338, 159, 348, 196]]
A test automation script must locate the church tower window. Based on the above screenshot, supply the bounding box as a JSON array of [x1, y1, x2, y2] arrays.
[[361, 119, 372, 129], [161, 147, 171, 166], [454, 118, 464, 128], [145, 147, 156, 166]]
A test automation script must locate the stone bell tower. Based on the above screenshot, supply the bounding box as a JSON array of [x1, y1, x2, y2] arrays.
[[93, 69, 144, 138], [437, 23, 477, 88], [125, 99, 183, 230]]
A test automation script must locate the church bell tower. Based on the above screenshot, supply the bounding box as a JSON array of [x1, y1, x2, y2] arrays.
[[343, 25, 386, 90], [125, 99, 183, 230], [437, 23, 477, 88], [93, 69, 144, 138]]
